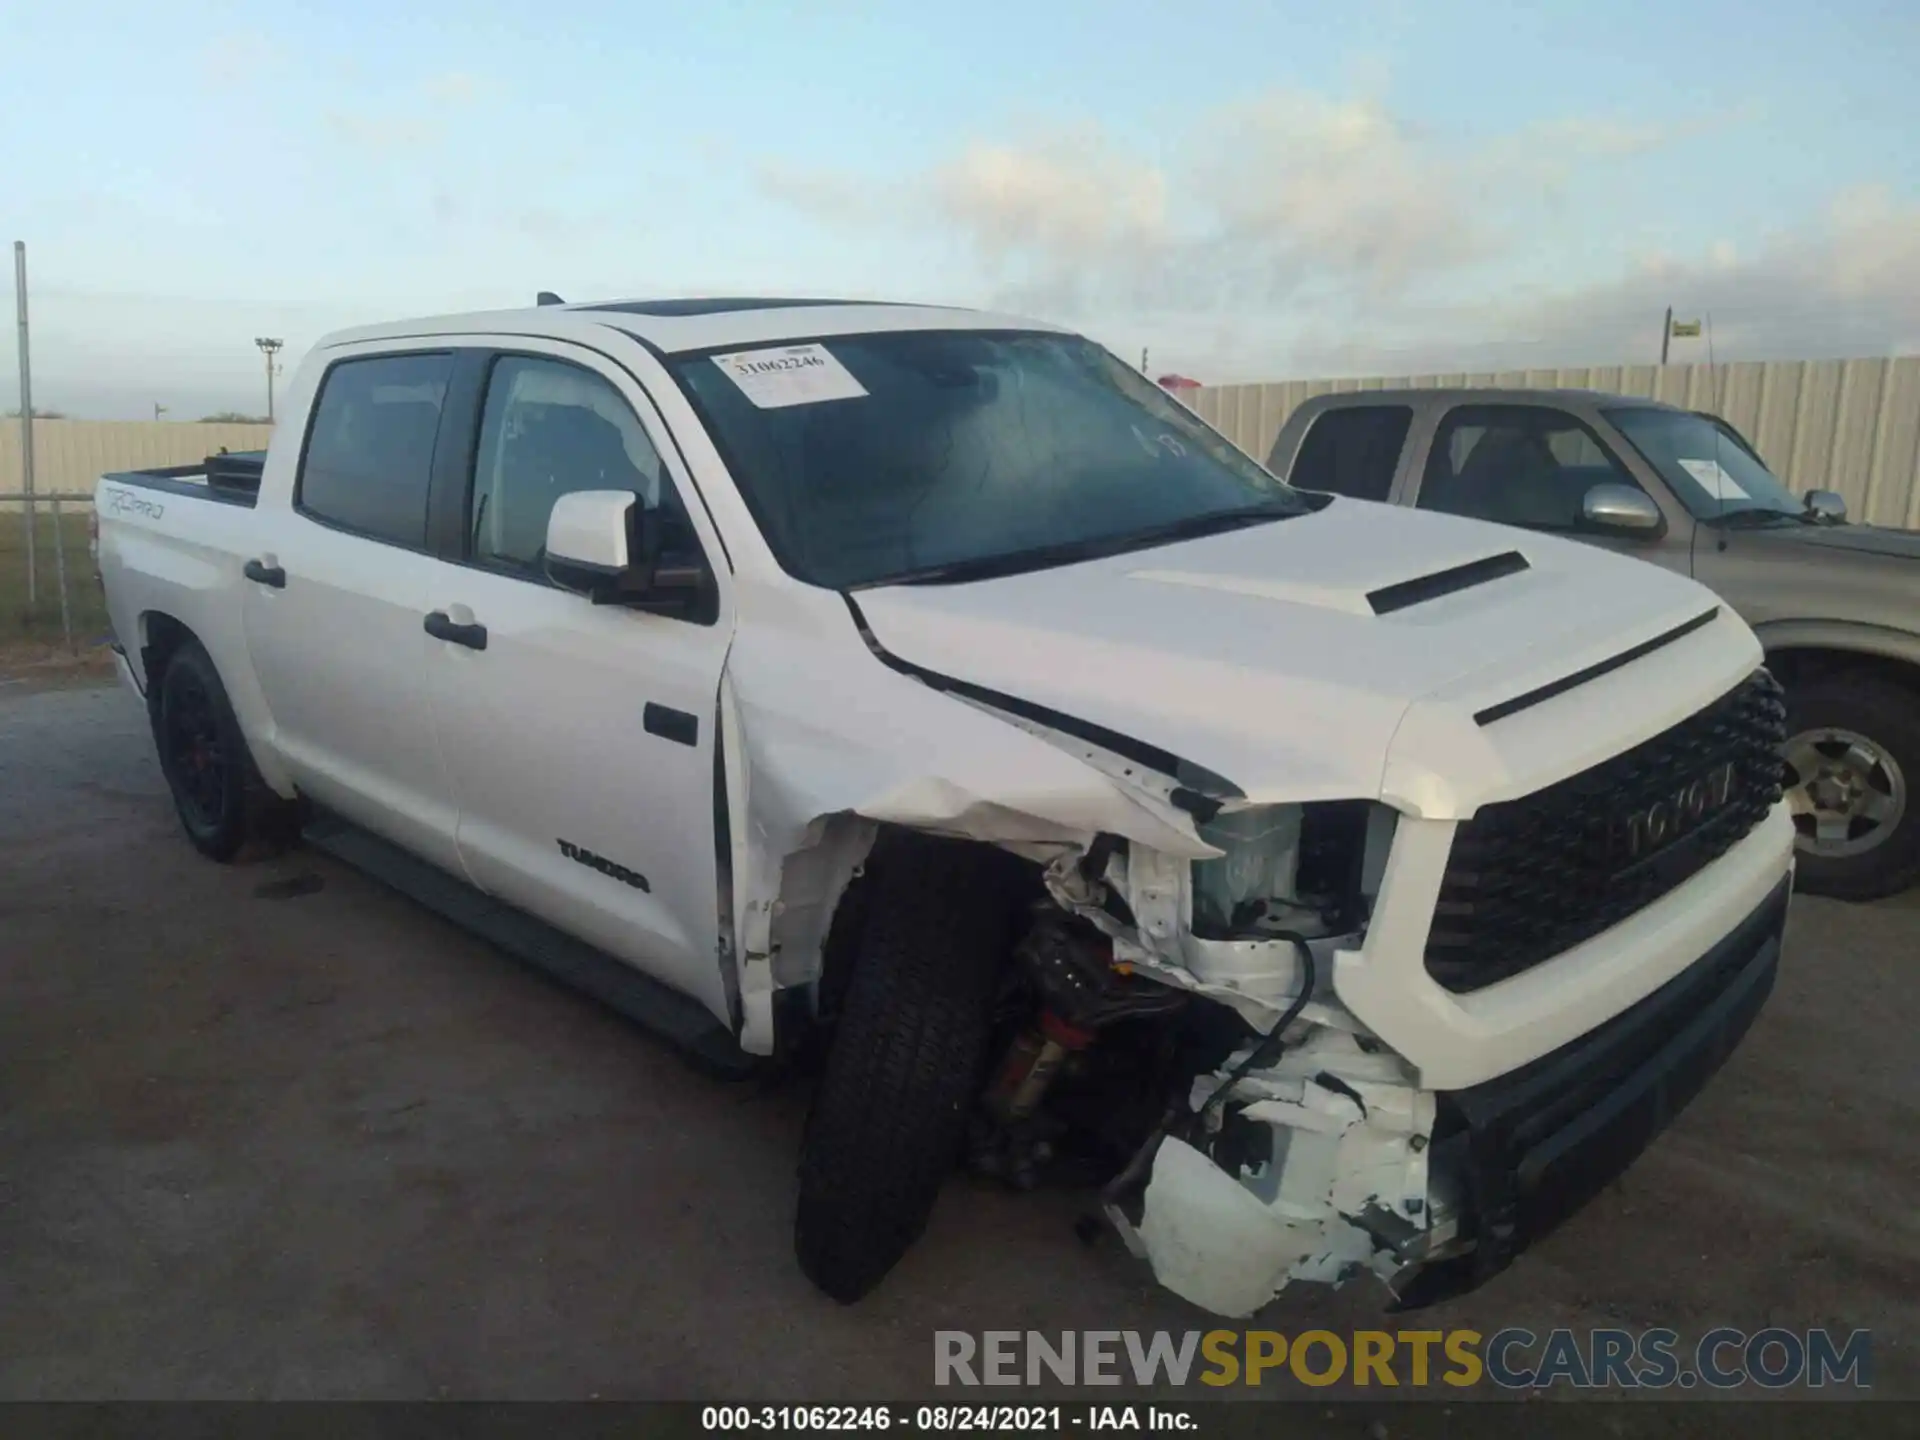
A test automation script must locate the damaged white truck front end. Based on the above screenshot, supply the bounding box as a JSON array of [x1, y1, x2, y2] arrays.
[[735, 499, 1795, 1318], [98, 299, 1796, 1323]]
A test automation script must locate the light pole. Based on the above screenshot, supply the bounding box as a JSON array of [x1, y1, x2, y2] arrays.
[[254, 337, 284, 422], [15, 240, 39, 609]]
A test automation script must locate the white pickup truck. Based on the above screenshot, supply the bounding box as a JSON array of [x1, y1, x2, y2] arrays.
[[96, 297, 1795, 1317]]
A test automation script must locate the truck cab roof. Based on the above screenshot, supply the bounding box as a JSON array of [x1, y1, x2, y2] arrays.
[[321, 296, 1070, 358], [1291, 387, 1676, 412]]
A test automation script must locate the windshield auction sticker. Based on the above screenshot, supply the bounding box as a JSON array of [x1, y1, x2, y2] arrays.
[[712, 343, 869, 409], [1676, 456, 1750, 501]]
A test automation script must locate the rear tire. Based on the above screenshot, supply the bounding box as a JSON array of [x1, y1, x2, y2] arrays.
[[794, 835, 1028, 1302], [153, 640, 296, 862], [1784, 672, 1920, 902]]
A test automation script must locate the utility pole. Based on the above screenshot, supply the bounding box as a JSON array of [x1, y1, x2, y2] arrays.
[[14, 240, 38, 610], [1660, 305, 1673, 366], [153, 402, 168, 422], [1140, 347, 1149, 375], [255, 336, 284, 422]]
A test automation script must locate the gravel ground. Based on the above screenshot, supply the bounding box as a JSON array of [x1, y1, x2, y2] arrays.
[[1, 678, 1913, 1412]]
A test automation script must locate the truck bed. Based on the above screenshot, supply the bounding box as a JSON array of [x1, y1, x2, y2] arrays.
[[103, 450, 266, 508], [94, 452, 270, 703]]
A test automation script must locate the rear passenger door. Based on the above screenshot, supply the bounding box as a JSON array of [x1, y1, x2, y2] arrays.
[[242, 348, 466, 876], [421, 341, 736, 1021], [1278, 404, 1415, 502]]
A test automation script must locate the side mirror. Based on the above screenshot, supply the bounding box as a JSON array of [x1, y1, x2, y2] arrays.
[[1580, 483, 1664, 536], [1802, 489, 1848, 524], [545, 489, 634, 590], [544, 489, 715, 619]]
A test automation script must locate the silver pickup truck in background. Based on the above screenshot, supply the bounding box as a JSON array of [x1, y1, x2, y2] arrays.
[[1269, 390, 1920, 901]]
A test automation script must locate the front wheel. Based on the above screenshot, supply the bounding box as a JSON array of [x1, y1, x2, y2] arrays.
[[153, 640, 293, 862], [794, 835, 1029, 1302], [1783, 673, 1920, 902]]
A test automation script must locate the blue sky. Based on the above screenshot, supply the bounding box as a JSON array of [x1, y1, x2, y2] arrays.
[[2, 0, 1916, 416]]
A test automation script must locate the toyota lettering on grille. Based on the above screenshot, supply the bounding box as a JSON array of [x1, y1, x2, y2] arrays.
[[1617, 759, 1739, 864]]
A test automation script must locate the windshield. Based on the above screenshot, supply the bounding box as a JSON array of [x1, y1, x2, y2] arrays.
[[671, 330, 1313, 589], [1605, 406, 1804, 521]]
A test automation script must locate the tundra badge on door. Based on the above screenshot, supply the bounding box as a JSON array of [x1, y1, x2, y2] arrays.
[[557, 839, 651, 891]]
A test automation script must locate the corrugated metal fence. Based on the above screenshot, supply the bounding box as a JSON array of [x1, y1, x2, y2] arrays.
[[2, 420, 270, 653], [1189, 356, 1920, 530], [1, 419, 275, 499]]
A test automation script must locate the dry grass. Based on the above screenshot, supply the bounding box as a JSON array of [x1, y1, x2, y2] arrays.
[[0, 507, 111, 654]]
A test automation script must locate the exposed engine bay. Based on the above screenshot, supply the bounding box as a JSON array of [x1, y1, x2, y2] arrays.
[[823, 796, 1462, 1320]]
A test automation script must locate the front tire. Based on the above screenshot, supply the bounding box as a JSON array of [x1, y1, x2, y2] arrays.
[[795, 835, 1028, 1302], [153, 640, 293, 862], [1783, 672, 1920, 901]]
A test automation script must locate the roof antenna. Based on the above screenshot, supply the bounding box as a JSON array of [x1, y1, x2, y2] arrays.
[[536, 291, 565, 306]]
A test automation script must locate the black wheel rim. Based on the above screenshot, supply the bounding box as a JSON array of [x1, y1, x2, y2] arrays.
[[164, 673, 228, 830]]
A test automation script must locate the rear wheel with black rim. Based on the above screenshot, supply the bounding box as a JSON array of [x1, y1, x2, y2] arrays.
[[153, 640, 295, 862]]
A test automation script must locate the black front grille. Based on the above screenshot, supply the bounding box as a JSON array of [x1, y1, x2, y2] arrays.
[[1426, 670, 1786, 992]]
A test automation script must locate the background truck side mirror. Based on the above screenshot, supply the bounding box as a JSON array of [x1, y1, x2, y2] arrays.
[[544, 489, 716, 621], [1802, 489, 1848, 524], [1580, 483, 1664, 536]]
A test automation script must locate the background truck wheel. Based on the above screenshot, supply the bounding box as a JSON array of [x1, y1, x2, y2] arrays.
[[1783, 672, 1920, 902], [795, 835, 1029, 1302], [153, 639, 296, 863]]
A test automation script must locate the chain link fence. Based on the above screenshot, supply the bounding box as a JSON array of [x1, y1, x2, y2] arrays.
[[2, 491, 101, 660]]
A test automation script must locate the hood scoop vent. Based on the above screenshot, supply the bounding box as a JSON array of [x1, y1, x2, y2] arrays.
[[1366, 550, 1531, 616]]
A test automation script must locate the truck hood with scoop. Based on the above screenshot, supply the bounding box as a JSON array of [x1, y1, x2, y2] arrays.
[[853, 498, 1764, 817]]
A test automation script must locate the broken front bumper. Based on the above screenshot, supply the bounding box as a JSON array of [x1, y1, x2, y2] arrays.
[[1120, 875, 1788, 1316], [1395, 873, 1789, 1308]]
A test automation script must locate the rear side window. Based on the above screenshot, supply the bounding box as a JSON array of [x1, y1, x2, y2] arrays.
[[298, 352, 453, 547], [1285, 406, 1412, 501]]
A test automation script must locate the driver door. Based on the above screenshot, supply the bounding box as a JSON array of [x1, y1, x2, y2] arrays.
[[422, 340, 737, 1023], [1409, 403, 1694, 573]]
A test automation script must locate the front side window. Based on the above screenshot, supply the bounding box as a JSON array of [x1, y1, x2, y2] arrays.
[[1285, 405, 1412, 501], [298, 352, 452, 547], [670, 331, 1314, 590], [1417, 404, 1646, 532], [1605, 406, 1803, 521], [468, 355, 699, 577]]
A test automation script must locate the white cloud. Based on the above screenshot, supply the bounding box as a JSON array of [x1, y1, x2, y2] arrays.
[[422, 71, 485, 106], [755, 88, 1733, 317], [197, 33, 281, 87], [322, 109, 442, 154], [752, 160, 886, 224], [319, 72, 492, 160], [752, 90, 1916, 382], [932, 130, 1169, 262], [1191, 92, 1486, 295]]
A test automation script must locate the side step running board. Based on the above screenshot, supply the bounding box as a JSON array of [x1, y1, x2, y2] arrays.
[[303, 814, 756, 1079]]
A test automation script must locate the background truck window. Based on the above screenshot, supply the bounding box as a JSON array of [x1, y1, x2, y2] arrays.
[[1285, 405, 1413, 501], [297, 352, 453, 548], [1418, 404, 1645, 531], [468, 355, 698, 579], [1604, 405, 1804, 519]]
